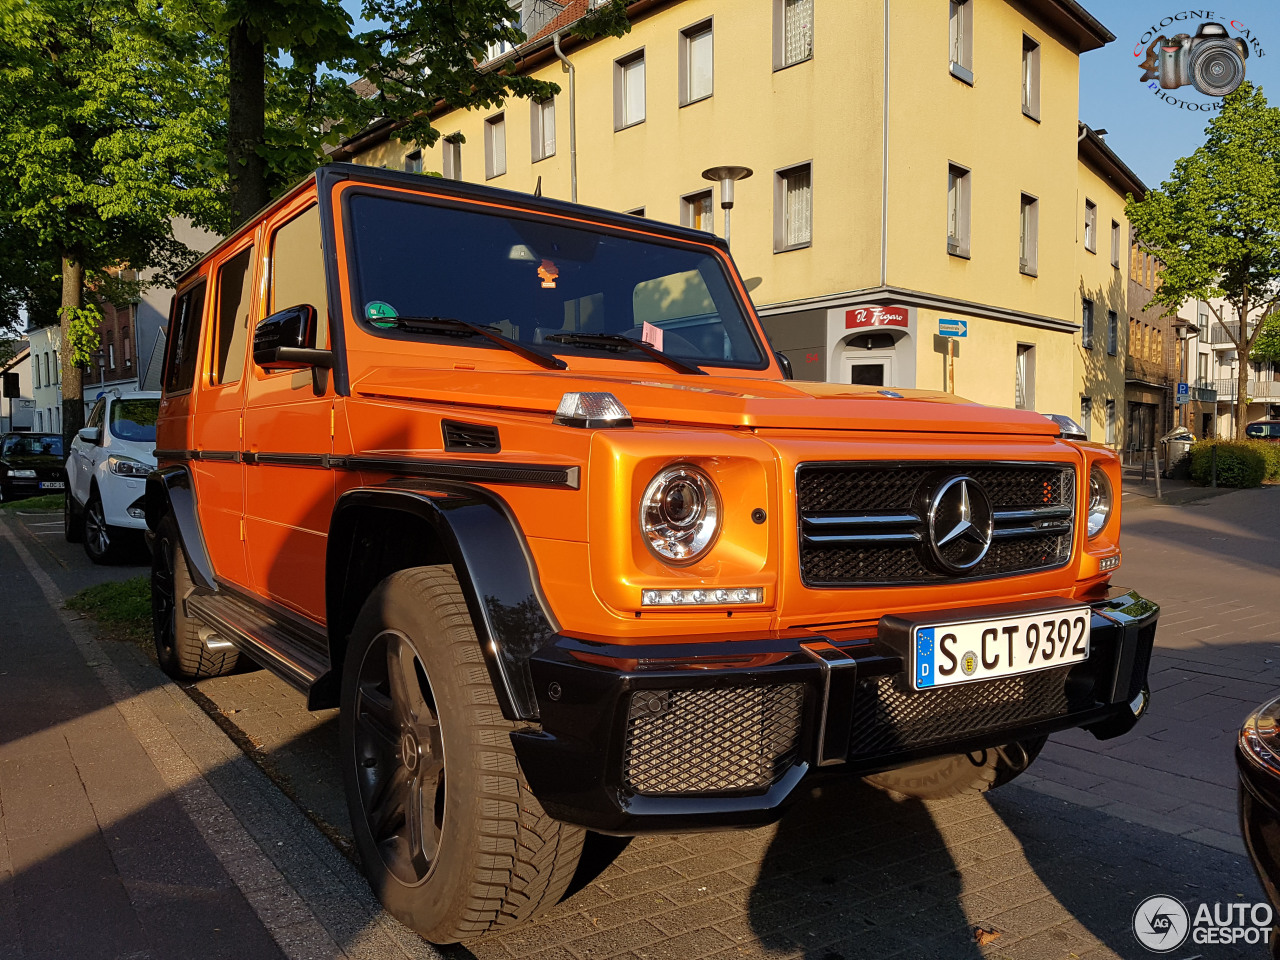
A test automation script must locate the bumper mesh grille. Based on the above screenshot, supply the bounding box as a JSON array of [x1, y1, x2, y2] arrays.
[[798, 462, 1075, 586], [622, 685, 805, 796], [847, 667, 1094, 760]]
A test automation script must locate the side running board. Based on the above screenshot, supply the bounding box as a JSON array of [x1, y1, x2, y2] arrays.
[[186, 592, 332, 703]]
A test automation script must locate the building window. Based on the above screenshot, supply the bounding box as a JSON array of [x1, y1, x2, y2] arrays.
[[683, 189, 714, 233], [680, 20, 713, 105], [1082, 298, 1094, 349], [107, 339, 116, 371], [774, 0, 813, 70], [35, 410, 42, 431], [1019, 193, 1038, 275], [775, 162, 812, 251], [1015, 343, 1036, 410], [1105, 399, 1116, 445], [404, 149, 422, 174], [615, 51, 646, 130], [484, 114, 506, 180], [123, 327, 132, 367], [626, 207, 646, 217], [531, 97, 555, 162], [947, 164, 970, 258], [1198, 351, 1209, 383], [442, 136, 461, 180], [1110, 220, 1120, 267], [43, 352, 50, 384], [949, 0, 973, 83], [1084, 199, 1097, 252], [483, 20, 517, 63], [32, 354, 39, 388], [1107, 311, 1118, 356], [1080, 396, 1093, 440], [1021, 35, 1040, 119]]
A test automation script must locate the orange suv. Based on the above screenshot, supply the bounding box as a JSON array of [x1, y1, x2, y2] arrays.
[[148, 164, 1158, 943]]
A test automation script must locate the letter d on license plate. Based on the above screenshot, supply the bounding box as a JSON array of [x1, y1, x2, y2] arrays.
[[913, 607, 1091, 689]]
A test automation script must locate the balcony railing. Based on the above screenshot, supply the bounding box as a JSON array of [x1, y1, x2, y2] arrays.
[[1212, 378, 1280, 401]]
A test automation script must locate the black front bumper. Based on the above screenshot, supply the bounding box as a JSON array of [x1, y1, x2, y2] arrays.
[[512, 587, 1158, 834]]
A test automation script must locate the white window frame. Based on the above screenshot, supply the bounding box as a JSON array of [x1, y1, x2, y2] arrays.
[[1105, 399, 1116, 445], [947, 163, 971, 258], [1084, 199, 1097, 253], [1107, 310, 1118, 356], [615, 50, 646, 130], [1082, 298, 1095, 350], [1022, 35, 1040, 119], [680, 19, 714, 106], [1079, 396, 1093, 440], [483, 19, 518, 63], [774, 161, 813, 252], [949, 0, 973, 84], [682, 189, 714, 233], [1015, 343, 1036, 410], [773, 0, 813, 71], [404, 149, 422, 174], [1019, 193, 1038, 276], [1111, 220, 1121, 267], [484, 113, 506, 180], [442, 136, 461, 180], [531, 97, 555, 162]]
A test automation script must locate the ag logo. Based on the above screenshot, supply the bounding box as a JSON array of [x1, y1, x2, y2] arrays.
[[1133, 895, 1190, 952], [961, 651, 977, 676]]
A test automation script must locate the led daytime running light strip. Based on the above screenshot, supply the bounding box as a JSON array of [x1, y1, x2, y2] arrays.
[[642, 587, 763, 606]]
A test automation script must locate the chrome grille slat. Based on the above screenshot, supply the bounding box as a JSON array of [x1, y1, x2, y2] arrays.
[[797, 461, 1076, 586]]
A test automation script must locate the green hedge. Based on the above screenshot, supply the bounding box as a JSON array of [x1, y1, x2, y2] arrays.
[[1188, 440, 1272, 488]]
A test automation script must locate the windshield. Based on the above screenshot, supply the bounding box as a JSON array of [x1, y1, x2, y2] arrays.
[[346, 193, 764, 368], [110, 399, 160, 443], [3, 435, 62, 458]]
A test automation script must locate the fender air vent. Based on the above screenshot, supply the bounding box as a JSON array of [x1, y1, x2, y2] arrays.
[[441, 420, 501, 453]]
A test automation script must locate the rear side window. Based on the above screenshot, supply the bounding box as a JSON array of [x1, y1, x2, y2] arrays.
[[1246, 422, 1280, 439], [214, 246, 255, 385], [270, 205, 328, 348], [164, 282, 206, 395], [109, 398, 160, 442]]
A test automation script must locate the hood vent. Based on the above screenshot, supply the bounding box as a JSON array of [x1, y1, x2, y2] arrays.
[[442, 419, 501, 453]]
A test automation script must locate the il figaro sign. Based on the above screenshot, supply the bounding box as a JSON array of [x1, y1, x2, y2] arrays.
[[846, 305, 908, 330]]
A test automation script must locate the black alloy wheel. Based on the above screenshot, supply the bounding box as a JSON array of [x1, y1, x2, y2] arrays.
[[83, 493, 114, 563], [352, 630, 446, 886]]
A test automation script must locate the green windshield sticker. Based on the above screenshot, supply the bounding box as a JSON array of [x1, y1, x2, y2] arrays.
[[366, 301, 399, 327]]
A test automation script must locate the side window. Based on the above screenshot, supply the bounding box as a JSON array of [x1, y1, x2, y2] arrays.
[[86, 399, 105, 430], [269, 205, 329, 349], [213, 246, 255, 385], [164, 282, 206, 395]]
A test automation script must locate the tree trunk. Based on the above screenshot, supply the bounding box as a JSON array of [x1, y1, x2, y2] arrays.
[[1236, 343, 1252, 438], [227, 21, 268, 229], [59, 255, 85, 450]]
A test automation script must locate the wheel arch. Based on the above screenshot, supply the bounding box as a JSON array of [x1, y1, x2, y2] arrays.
[[324, 482, 560, 720], [145, 465, 217, 589]]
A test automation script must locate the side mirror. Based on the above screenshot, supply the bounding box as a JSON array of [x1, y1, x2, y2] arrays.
[[78, 426, 101, 444], [253, 305, 334, 371], [774, 350, 794, 380]]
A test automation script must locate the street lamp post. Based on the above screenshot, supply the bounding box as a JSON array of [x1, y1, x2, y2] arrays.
[[701, 165, 753, 248]]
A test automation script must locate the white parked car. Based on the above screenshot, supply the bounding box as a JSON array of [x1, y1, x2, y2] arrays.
[[65, 390, 160, 563]]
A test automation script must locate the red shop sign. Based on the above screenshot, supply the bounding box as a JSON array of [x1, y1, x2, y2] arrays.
[[846, 305, 909, 329]]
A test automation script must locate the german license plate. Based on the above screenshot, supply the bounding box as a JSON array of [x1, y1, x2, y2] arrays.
[[912, 607, 1091, 690], [40, 481, 65, 490]]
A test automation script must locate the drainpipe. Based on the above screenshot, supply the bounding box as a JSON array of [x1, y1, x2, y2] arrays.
[[880, 0, 889, 288], [553, 32, 577, 203]]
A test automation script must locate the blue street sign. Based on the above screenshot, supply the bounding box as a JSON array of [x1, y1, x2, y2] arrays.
[[1176, 381, 1190, 404], [939, 318, 968, 338]]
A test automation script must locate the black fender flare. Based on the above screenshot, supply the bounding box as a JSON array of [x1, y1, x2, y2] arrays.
[[326, 481, 561, 721], [145, 465, 217, 590]]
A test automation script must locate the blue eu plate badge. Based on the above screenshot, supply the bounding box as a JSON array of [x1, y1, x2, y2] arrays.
[[916, 627, 936, 688]]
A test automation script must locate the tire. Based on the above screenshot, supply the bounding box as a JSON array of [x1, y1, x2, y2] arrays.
[[151, 513, 239, 679], [864, 736, 1048, 800], [340, 565, 584, 943], [64, 491, 84, 543], [83, 489, 126, 564]]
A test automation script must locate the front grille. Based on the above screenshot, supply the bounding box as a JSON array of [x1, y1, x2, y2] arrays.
[[622, 685, 805, 796], [798, 461, 1075, 586], [847, 666, 1095, 760]]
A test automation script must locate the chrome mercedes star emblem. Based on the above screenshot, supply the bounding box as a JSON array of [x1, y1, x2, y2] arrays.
[[926, 476, 994, 573]]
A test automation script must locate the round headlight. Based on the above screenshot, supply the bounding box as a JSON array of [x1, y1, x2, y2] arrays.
[[1087, 466, 1113, 538], [639, 465, 720, 564]]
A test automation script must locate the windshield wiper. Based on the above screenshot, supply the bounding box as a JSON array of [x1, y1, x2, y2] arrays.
[[375, 316, 567, 370], [542, 332, 707, 376]]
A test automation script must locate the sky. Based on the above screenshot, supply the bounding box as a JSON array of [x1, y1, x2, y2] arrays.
[[1078, 1, 1278, 189]]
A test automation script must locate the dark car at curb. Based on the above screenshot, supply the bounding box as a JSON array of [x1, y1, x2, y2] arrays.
[[1238, 696, 1280, 957], [0, 433, 66, 502]]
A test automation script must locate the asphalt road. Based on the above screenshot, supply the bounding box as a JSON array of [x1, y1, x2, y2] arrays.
[[2, 486, 1277, 960]]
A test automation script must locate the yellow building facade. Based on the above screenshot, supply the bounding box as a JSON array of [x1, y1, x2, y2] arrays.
[[342, 0, 1124, 437]]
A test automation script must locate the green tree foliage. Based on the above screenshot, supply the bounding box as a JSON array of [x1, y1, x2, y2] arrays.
[[1127, 83, 1280, 438], [1251, 311, 1280, 363], [0, 0, 221, 441]]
